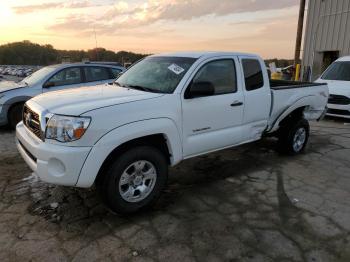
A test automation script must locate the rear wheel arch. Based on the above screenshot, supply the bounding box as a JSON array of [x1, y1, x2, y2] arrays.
[[278, 106, 306, 129]]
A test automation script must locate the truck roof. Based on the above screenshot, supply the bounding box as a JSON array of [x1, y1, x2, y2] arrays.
[[47, 62, 124, 69], [153, 51, 259, 59]]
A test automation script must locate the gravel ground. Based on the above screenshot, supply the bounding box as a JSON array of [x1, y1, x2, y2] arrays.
[[0, 118, 350, 262]]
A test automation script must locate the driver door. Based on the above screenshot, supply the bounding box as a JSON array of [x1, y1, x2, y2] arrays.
[[182, 57, 245, 157]]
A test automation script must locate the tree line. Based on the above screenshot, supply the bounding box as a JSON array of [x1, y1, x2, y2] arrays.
[[0, 41, 148, 66], [0, 40, 293, 67]]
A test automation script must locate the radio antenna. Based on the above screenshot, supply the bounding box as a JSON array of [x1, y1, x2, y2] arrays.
[[93, 27, 98, 60]]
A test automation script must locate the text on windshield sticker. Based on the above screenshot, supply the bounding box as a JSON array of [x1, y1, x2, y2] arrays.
[[168, 64, 185, 75]]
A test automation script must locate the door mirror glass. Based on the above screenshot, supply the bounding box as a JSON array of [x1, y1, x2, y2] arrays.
[[186, 81, 215, 99], [43, 81, 55, 88]]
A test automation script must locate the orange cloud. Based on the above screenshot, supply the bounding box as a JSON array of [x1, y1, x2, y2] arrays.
[[12, 1, 97, 14], [47, 0, 298, 36]]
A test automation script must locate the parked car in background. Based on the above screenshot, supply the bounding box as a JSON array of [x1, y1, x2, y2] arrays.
[[16, 52, 328, 214], [24, 68, 33, 77], [0, 62, 126, 128], [316, 56, 350, 119]]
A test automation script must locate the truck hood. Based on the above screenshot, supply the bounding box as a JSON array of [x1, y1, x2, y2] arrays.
[[0, 80, 26, 93], [316, 79, 350, 97], [31, 84, 164, 115]]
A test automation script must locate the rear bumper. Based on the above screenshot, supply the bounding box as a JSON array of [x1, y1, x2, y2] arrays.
[[16, 121, 92, 186]]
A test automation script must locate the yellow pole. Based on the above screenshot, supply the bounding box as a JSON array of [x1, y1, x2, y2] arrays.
[[295, 64, 301, 81]]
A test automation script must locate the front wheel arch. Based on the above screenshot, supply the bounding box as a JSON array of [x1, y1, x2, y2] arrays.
[[95, 134, 171, 188]]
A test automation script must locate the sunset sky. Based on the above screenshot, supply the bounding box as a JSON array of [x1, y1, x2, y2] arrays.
[[0, 0, 300, 58]]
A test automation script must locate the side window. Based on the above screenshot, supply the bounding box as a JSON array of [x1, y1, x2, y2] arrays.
[[111, 68, 122, 78], [242, 59, 264, 91], [48, 67, 82, 86], [192, 59, 237, 96], [84, 67, 110, 82]]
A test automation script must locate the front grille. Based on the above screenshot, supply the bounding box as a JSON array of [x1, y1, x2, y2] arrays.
[[328, 94, 350, 105], [23, 105, 42, 139], [327, 108, 350, 116]]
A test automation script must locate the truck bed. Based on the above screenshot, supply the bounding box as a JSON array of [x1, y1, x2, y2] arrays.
[[267, 80, 328, 132]]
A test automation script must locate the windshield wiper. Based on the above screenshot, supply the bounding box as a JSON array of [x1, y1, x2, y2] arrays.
[[127, 85, 154, 92], [125, 84, 164, 93], [114, 82, 164, 93], [114, 81, 124, 87]]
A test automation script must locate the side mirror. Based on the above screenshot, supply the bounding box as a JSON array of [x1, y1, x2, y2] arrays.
[[185, 81, 215, 99], [43, 81, 55, 88]]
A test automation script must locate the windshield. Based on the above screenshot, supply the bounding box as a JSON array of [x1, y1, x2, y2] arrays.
[[20, 66, 56, 86], [322, 61, 350, 81], [116, 56, 197, 93]]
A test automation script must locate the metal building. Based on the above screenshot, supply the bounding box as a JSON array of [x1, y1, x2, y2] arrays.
[[302, 0, 350, 80]]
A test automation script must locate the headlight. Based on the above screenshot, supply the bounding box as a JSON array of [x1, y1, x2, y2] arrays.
[[45, 114, 91, 142]]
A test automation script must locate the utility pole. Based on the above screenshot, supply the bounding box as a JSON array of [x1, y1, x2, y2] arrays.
[[294, 0, 306, 64]]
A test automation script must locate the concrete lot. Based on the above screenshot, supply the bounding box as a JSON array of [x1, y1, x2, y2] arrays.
[[0, 118, 349, 262]]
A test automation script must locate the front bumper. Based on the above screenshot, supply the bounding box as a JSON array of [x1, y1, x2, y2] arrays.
[[16, 121, 92, 186], [326, 103, 350, 119]]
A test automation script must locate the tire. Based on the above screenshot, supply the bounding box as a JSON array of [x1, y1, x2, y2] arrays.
[[8, 103, 24, 129], [97, 146, 168, 214], [278, 118, 310, 155]]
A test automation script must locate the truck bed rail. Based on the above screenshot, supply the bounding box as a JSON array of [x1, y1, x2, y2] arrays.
[[270, 79, 327, 90]]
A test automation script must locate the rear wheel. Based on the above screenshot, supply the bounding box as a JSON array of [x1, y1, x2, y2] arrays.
[[8, 103, 24, 129], [97, 146, 168, 214], [278, 118, 310, 155]]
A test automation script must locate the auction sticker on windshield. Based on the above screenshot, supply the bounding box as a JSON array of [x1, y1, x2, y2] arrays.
[[168, 64, 185, 75]]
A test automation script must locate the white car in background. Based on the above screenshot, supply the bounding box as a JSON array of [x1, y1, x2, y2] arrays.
[[316, 56, 350, 119], [0, 62, 125, 128]]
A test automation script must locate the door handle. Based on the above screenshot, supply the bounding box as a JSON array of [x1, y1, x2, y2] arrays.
[[230, 101, 243, 107]]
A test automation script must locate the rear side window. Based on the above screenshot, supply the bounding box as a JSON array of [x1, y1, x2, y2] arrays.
[[111, 68, 122, 78], [192, 59, 237, 95], [84, 67, 110, 82], [242, 59, 264, 91]]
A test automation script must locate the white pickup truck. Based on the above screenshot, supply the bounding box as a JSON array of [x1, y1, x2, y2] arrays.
[[16, 52, 328, 213]]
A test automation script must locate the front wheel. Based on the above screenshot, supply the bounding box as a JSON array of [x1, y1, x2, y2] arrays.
[[97, 146, 168, 214], [278, 118, 310, 155], [8, 103, 24, 129]]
